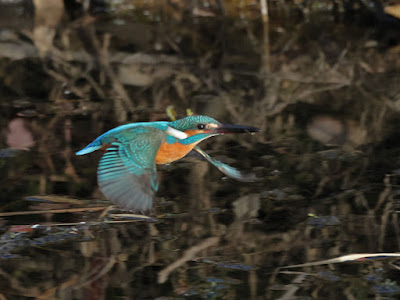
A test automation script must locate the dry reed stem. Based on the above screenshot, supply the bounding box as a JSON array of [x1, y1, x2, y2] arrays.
[[0, 206, 107, 217], [158, 236, 220, 283]]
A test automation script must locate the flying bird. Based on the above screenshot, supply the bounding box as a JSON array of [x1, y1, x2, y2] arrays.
[[76, 115, 259, 212]]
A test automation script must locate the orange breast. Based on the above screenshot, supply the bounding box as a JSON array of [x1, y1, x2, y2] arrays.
[[155, 129, 206, 165], [155, 142, 194, 164]]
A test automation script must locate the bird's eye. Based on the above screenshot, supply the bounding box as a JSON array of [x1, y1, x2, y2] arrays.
[[197, 124, 206, 130]]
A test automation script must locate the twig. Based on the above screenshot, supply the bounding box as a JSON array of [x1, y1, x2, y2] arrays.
[[276, 274, 307, 300], [74, 255, 117, 289], [158, 236, 220, 283], [97, 205, 115, 220], [108, 213, 154, 220], [260, 0, 270, 72], [378, 201, 393, 251], [0, 206, 107, 217], [296, 83, 348, 100], [260, 0, 269, 22], [281, 253, 400, 269], [24, 219, 148, 227], [99, 33, 135, 120], [374, 174, 391, 211], [26, 195, 86, 205]]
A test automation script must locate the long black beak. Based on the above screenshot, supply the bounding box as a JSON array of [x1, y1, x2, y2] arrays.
[[212, 123, 260, 134]]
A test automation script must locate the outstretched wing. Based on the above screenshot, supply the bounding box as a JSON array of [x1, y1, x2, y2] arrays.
[[97, 127, 166, 213]]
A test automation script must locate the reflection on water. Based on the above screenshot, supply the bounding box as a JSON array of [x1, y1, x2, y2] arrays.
[[0, 0, 400, 299]]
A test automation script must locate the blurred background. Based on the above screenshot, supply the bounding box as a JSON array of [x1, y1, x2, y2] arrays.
[[0, 0, 400, 299]]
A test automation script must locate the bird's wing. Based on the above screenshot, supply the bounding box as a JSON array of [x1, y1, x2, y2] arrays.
[[194, 146, 259, 182], [97, 126, 166, 213]]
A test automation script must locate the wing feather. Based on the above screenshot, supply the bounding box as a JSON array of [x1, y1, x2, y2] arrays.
[[97, 127, 165, 213], [194, 146, 259, 182]]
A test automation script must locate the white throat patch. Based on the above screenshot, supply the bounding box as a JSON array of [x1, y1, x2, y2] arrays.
[[166, 126, 188, 139]]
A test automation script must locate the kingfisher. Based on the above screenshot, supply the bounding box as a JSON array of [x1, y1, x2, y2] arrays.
[[76, 115, 259, 213]]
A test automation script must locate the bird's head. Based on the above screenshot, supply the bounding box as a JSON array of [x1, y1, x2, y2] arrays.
[[169, 115, 259, 144]]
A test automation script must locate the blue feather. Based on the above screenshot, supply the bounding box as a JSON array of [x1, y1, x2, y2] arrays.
[[96, 127, 165, 212], [76, 121, 169, 156]]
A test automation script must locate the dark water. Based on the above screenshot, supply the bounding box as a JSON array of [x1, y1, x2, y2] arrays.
[[0, 1, 400, 299]]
